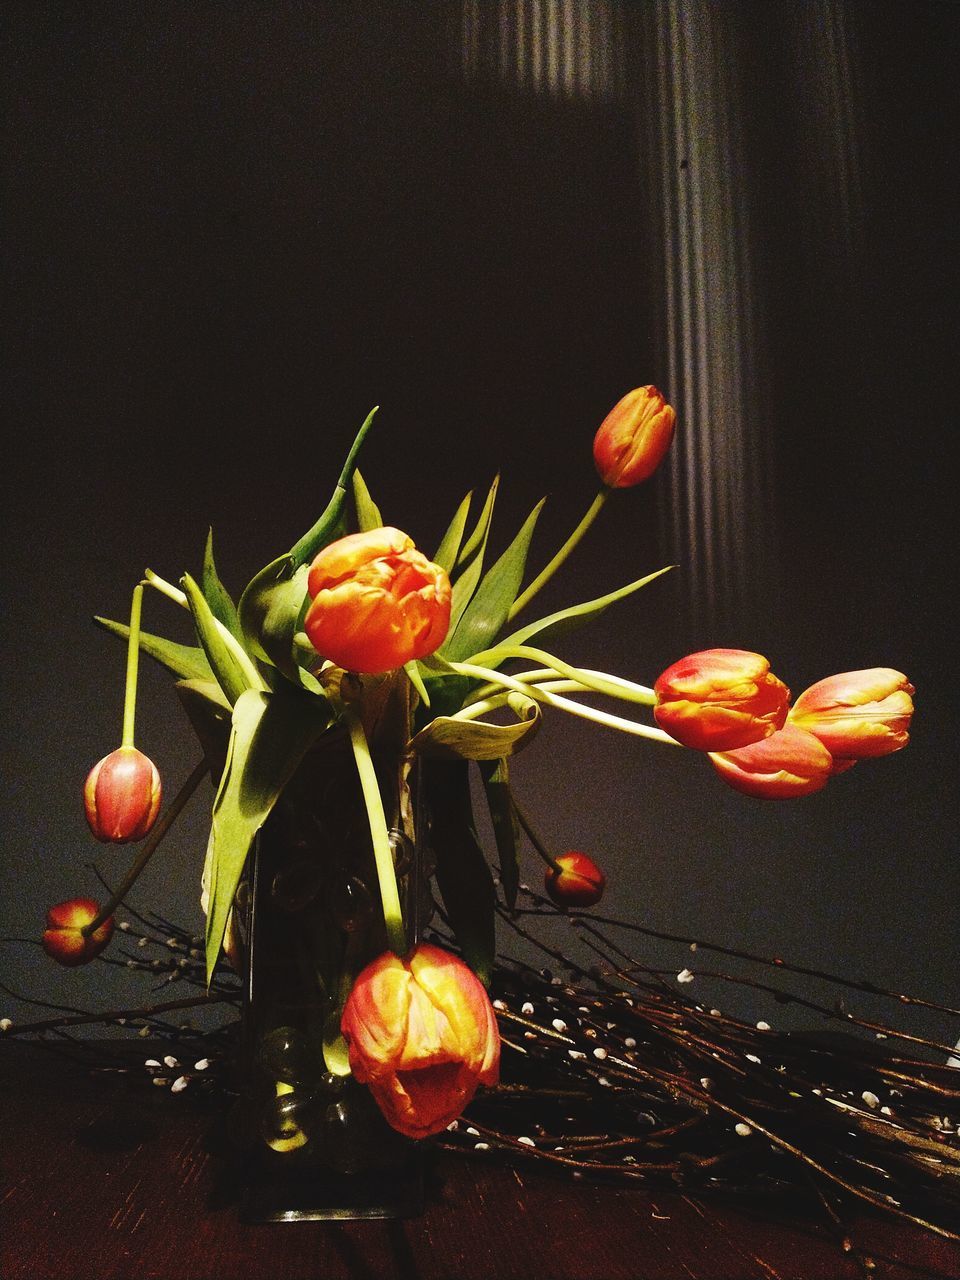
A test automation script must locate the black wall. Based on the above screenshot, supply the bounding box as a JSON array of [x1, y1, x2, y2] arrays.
[[3, 1, 958, 1039]]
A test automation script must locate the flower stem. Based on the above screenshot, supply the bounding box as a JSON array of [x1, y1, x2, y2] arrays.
[[346, 709, 407, 957], [121, 583, 145, 748], [511, 798, 562, 874], [508, 489, 608, 620], [81, 758, 209, 937]]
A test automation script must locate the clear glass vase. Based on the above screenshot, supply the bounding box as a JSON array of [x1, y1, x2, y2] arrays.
[[236, 709, 428, 1223]]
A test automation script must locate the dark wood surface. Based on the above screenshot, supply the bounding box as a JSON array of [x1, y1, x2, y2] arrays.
[[2, 1042, 958, 1280]]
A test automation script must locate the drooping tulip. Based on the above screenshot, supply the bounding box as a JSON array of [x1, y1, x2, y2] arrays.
[[42, 898, 114, 967], [83, 745, 162, 843], [341, 942, 500, 1139], [653, 648, 790, 752], [592, 385, 677, 488], [787, 668, 915, 761], [544, 851, 606, 907], [709, 723, 834, 799], [304, 527, 452, 674]]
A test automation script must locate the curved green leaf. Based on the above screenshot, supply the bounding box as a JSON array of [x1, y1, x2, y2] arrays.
[[407, 695, 540, 760], [202, 528, 242, 639], [487, 565, 674, 657], [433, 491, 472, 573], [444, 476, 499, 640], [182, 573, 261, 706], [443, 498, 545, 662], [94, 616, 213, 683], [352, 469, 384, 532]]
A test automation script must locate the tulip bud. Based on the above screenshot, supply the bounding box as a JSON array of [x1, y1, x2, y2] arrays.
[[709, 724, 833, 799], [304, 527, 452, 674], [787, 668, 915, 761], [42, 898, 114, 967], [341, 943, 500, 1139], [593, 385, 677, 488], [544, 851, 606, 907], [84, 745, 162, 843], [654, 648, 790, 752]]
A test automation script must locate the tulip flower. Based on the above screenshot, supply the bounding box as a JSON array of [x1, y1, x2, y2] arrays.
[[42, 898, 114, 967], [304, 527, 452, 674], [84, 745, 162, 843], [341, 942, 500, 1139], [593, 385, 677, 488], [787, 668, 915, 761], [544, 851, 606, 907], [653, 648, 790, 752], [709, 723, 833, 799]]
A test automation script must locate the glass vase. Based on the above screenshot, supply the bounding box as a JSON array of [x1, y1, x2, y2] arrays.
[[235, 701, 428, 1223]]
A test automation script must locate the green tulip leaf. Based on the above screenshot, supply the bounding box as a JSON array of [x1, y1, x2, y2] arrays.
[[443, 498, 545, 662], [175, 678, 232, 778], [490, 565, 675, 656], [205, 686, 333, 984], [479, 757, 520, 910], [407, 693, 540, 760], [202, 528, 242, 639], [352, 469, 384, 532], [182, 573, 261, 706], [445, 475, 499, 640], [423, 759, 496, 986], [404, 660, 431, 709], [433, 491, 472, 573], [238, 408, 377, 666], [93, 616, 214, 683]]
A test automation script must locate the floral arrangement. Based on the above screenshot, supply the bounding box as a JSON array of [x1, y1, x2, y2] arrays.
[[30, 386, 923, 1163]]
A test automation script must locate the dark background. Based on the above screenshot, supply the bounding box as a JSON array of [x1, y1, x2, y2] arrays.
[[3, 1, 958, 1040]]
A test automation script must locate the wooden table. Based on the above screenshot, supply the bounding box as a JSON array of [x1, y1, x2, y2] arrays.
[[3, 1042, 958, 1280]]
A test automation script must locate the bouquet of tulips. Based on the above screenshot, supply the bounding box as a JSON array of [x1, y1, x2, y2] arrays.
[[42, 387, 915, 1141]]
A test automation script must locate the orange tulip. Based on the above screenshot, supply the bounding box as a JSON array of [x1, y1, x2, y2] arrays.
[[42, 898, 114, 967], [83, 746, 161, 843], [544, 851, 606, 907], [709, 723, 833, 799], [788, 668, 915, 761], [304, 527, 452, 674], [341, 943, 500, 1139], [654, 648, 790, 752], [592, 385, 677, 488]]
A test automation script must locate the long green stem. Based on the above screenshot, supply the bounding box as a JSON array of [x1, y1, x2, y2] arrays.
[[450, 660, 678, 744], [508, 489, 608, 620], [468, 646, 656, 706], [121, 584, 145, 748], [346, 709, 406, 956], [81, 758, 209, 937]]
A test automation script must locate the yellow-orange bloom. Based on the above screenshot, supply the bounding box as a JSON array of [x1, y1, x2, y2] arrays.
[[593, 385, 677, 488], [709, 724, 833, 799], [42, 897, 114, 967], [787, 668, 915, 761], [341, 943, 500, 1139], [654, 648, 790, 752], [83, 746, 162, 843], [304, 527, 451, 674]]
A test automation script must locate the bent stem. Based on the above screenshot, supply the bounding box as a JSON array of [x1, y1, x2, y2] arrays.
[[81, 758, 209, 937], [508, 489, 608, 620], [511, 798, 562, 875], [121, 583, 145, 748], [346, 708, 407, 957]]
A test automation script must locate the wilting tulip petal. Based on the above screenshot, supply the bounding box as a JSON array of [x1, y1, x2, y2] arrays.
[[304, 527, 452, 674], [709, 724, 834, 799], [341, 943, 500, 1139], [654, 648, 790, 752], [788, 668, 915, 759], [83, 746, 162, 843], [544, 851, 606, 907], [593, 385, 677, 488], [42, 897, 114, 967]]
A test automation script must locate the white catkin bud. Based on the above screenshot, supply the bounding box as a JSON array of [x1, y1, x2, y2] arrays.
[[676, 969, 695, 984], [552, 1019, 567, 1032], [517, 1136, 536, 1147], [474, 1142, 490, 1151], [861, 1091, 880, 1109], [735, 1123, 753, 1137], [0, 1018, 12, 1032], [171, 1076, 189, 1093], [521, 1002, 534, 1015], [593, 1047, 608, 1060]]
